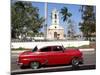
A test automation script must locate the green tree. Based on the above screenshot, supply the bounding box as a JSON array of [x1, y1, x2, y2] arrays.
[[11, 1, 45, 39], [79, 5, 96, 40], [60, 7, 72, 38]]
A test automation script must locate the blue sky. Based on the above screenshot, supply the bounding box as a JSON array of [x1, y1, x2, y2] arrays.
[[32, 2, 84, 34]]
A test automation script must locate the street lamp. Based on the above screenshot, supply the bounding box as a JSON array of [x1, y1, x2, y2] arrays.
[[44, 2, 48, 40]]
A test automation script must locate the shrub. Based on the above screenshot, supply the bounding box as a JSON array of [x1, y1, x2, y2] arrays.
[[17, 47, 25, 50], [12, 47, 25, 50], [78, 45, 90, 49]]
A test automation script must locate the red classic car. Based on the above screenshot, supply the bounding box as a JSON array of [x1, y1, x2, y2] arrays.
[[17, 45, 83, 69]]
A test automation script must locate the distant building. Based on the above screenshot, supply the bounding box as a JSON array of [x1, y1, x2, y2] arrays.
[[47, 9, 64, 40]]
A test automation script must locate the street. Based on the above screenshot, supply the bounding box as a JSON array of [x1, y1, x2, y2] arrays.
[[11, 50, 96, 74]]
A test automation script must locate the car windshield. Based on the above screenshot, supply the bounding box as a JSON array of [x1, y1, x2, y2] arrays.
[[32, 46, 38, 52]]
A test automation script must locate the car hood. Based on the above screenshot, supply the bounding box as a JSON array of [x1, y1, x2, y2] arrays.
[[19, 51, 34, 56], [64, 48, 82, 55], [19, 50, 40, 56]]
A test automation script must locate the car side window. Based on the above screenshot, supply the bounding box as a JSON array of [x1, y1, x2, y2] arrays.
[[40, 47, 51, 52], [53, 46, 63, 51]]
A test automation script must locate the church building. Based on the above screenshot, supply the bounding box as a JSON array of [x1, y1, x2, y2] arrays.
[[47, 9, 64, 40]]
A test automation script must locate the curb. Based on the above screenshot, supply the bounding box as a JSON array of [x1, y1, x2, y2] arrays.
[[11, 50, 29, 53], [79, 48, 95, 51]]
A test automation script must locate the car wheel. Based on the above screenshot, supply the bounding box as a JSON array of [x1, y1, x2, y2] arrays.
[[30, 61, 40, 69], [20, 65, 25, 69], [20, 65, 29, 69], [72, 58, 79, 67]]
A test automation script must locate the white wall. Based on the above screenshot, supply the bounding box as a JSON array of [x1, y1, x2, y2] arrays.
[[11, 41, 90, 49]]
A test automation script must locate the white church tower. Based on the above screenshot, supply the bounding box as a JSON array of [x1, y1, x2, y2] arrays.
[[47, 9, 64, 40], [51, 9, 59, 25]]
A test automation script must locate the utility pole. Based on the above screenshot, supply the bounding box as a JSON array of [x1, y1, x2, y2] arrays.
[[44, 2, 48, 40]]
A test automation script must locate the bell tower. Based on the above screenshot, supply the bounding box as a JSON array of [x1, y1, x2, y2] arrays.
[[51, 9, 59, 25], [47, 8, 64, 40]]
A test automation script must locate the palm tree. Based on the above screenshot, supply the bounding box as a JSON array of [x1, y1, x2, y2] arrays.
[[60, 7, 72, 39], [60, 7, 72, 21]]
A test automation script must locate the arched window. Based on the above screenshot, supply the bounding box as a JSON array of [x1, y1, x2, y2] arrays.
[[55, 14, 57, 19], [55, 20, 57, 24]]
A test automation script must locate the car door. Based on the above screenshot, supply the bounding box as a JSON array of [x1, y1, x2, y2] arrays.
[[51, 46, 68, 65], [38, 46, 54, 65]]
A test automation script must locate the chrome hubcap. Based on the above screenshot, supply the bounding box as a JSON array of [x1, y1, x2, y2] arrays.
[[72, 59, 79, 65], [31, 62, 39, 69]]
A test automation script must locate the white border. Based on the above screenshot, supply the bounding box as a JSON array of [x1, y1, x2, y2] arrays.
[[21, 0, 96, 5], [0, 0, 10, 75], [0, 0, 97, 75]]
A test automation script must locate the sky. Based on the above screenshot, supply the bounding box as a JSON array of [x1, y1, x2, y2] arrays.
[[11, 0, 96, 35], [32, 2, 82, 35]]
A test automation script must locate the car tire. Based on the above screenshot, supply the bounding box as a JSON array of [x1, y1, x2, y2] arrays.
[[30, 61, 40, 69], [20, 65, 25, 69], [72, 58, 79, 67]]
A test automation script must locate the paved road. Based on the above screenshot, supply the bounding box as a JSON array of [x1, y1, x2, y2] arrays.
[[11, 51, 96, 73]]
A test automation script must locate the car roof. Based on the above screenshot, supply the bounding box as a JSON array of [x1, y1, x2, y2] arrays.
[[37, 44, 62, 49]]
